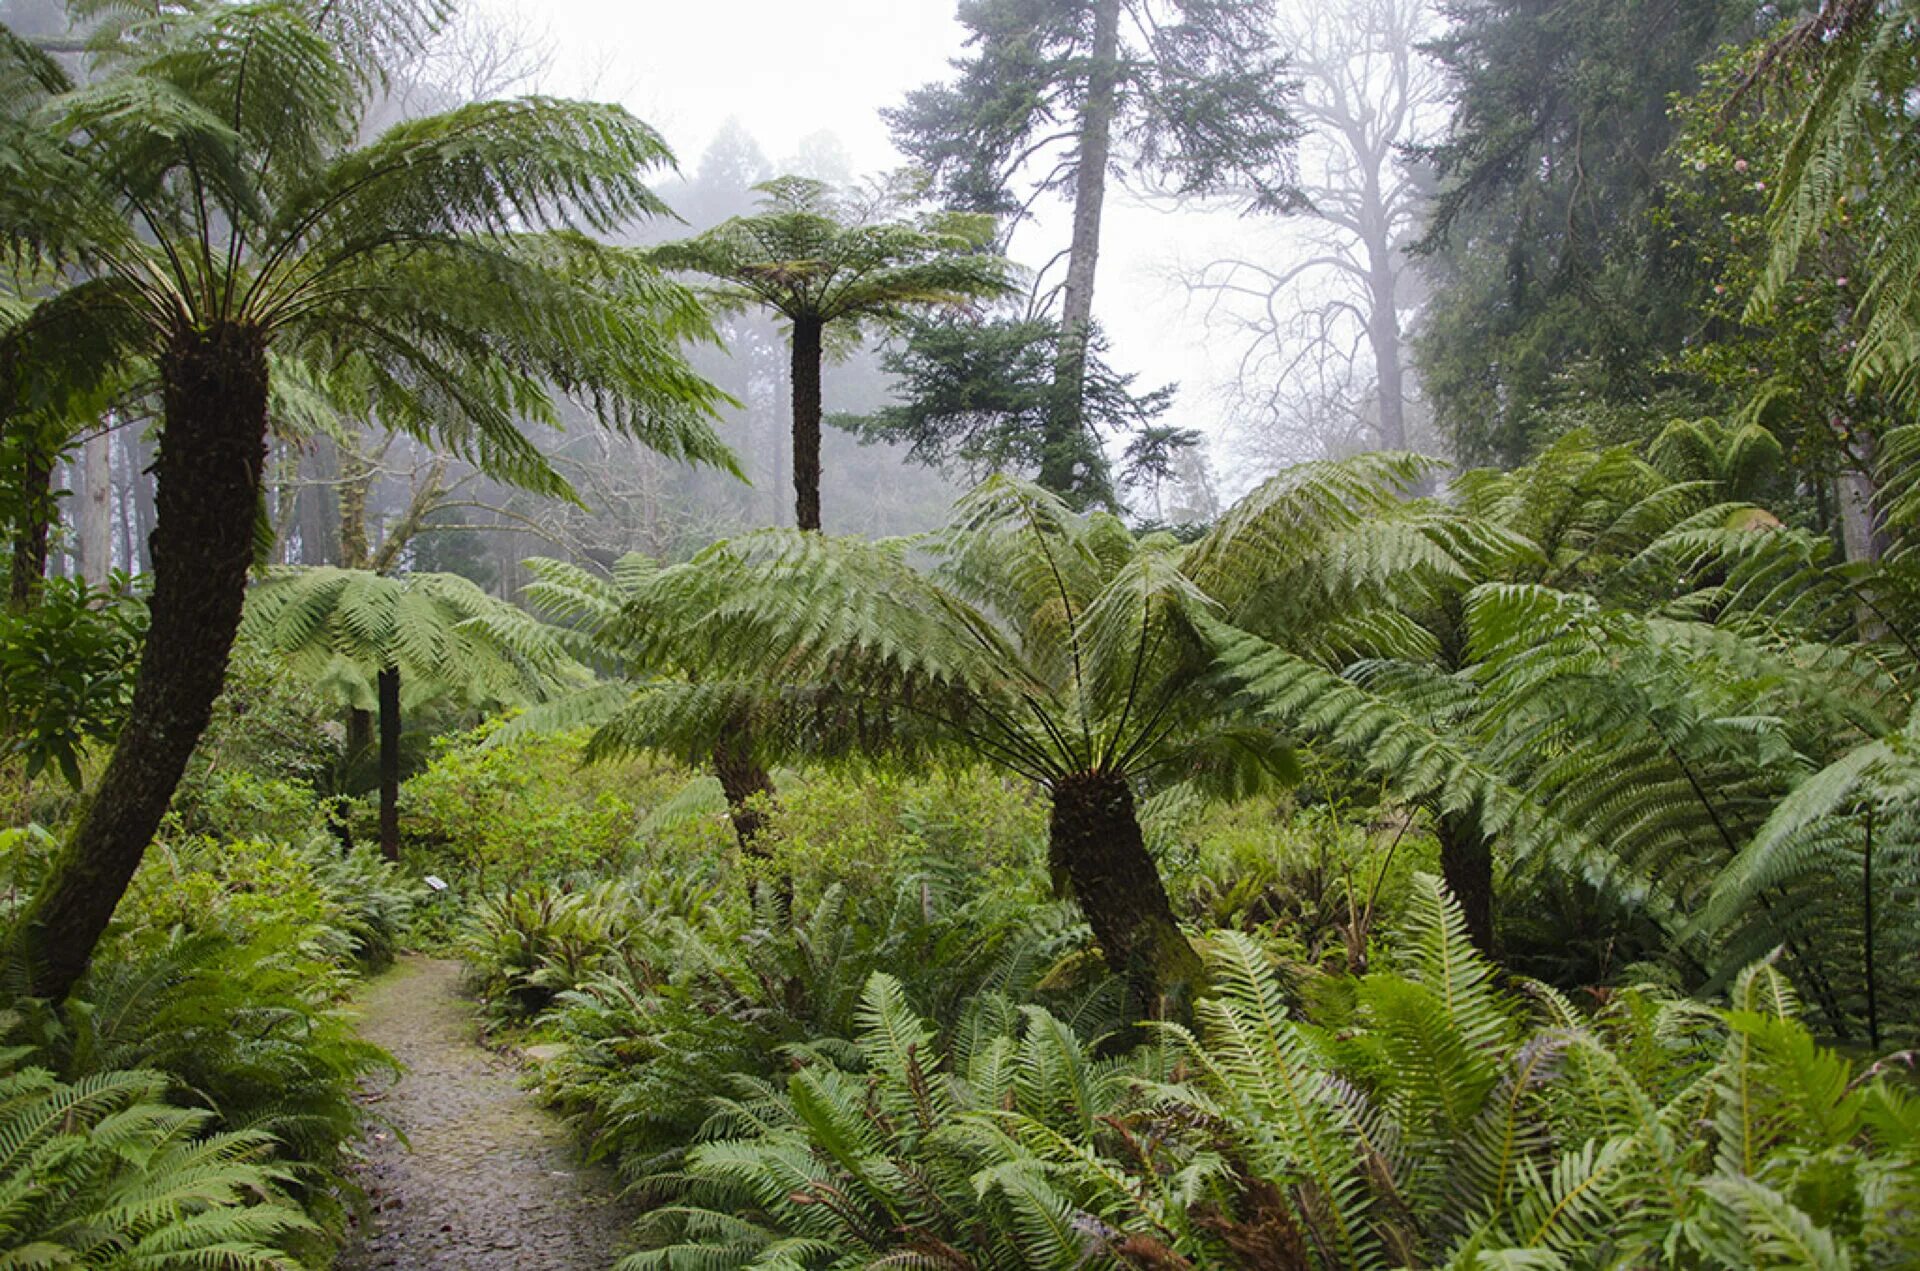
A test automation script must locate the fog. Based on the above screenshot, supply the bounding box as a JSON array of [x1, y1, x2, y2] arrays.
[[477, 0, 1371, 495]]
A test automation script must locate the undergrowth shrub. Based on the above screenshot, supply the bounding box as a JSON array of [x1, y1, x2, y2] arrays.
[[751, 766, 1046, 905], [0, 828, 416, 1258], [459, 871, 726, 1025], [626, 876, 1920, 1269], [518, 861, 1108, 1190], [1156, 793, 1433, 967], [402, 723, 716, 888], [0, 1016, 314, 1268]]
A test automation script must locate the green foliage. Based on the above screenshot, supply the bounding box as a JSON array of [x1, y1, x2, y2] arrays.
[[0, 575, 145, 786], [176, 641, 345, 799], [400, 722, 719, 888], [239, 566, 578, 715], [0, 825, 413, 1255], [652, 176, 1012, 335], [0, 1032, 313, 1269], [842, 313, 1182, 509], [0, 0, 735, 495], [629, 877, 1920, 1268], [1414, 0, 1770, 463], [589, 457, 1438, 787], [466, 842, 1102, 1193], [888, 0, 1301, 216], [1756, 0, 1920, 409], [1159, 796, 1432, 970]]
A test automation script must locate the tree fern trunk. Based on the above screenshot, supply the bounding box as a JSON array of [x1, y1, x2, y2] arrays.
[[1437, 810, 1495, 955], [790, 315, 824, 532], [711, 722, 775, 856], [1049, 771, 1202, 1011], [22, 323, 269, 1002], [378, 665, 401, 863]]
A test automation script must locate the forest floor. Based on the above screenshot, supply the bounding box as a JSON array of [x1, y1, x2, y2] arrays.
[[333, 956, 633, 1270]]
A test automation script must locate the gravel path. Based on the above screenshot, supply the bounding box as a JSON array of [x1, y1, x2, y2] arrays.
[[334, 956, 632, 1270]]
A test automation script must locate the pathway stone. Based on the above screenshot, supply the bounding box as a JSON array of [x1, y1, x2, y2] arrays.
[[334, 956, 631, 1270]]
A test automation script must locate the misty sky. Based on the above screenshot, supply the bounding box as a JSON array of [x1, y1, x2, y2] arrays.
[[478, 0, 1272, 486]]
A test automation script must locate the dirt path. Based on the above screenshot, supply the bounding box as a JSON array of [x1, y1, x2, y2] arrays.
[[334, 957, 632, 1270]]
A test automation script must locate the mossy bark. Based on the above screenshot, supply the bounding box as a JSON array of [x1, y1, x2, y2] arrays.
[[22, 324, 269, 1001], [1049, 770, 1202, 1011], [711, 724, 775, 856]]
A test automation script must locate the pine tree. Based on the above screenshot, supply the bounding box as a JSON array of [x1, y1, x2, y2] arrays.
[[889, 0, 1299, 504]]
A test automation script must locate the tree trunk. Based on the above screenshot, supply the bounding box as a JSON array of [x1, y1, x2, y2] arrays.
[[297, 438, 339, 565], [1040, 0, 1121, 503], [339, 446, 373, 569], [81, 427, 112, 583], [113, 431, 135, 579], [1363, 231, 1407, 452], [129, 430, 155, 574], [21, 323, 269, 1002], [1437, 810, 1495, 955], [1049, 770, 1203, 1010], [378, 664, 401, 862], [790, 314, 824, 532], [8, 447, 53, 609], [1835, 468, 1885, 565], [711, 722, 775, 857]]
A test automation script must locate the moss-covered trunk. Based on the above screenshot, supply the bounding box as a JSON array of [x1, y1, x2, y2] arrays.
[[22, 324, 269, 1001], [378, 664, 401, 862], [1049, 770, 1202, 1011]]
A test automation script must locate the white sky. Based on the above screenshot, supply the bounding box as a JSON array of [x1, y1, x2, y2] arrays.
[[478, 0, 1292, 490]]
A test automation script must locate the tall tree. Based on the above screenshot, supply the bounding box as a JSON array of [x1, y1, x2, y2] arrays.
[[1413, 0, 1767, 464], [1186, 0, 1445, 460], [653, 176, 1011, 533], [0, 0, 733, 1001], [890, 0, 1300, 503]]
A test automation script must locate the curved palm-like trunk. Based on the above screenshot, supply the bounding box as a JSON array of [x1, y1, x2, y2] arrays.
[[1049, 770, 1203, 1011], [790, 314, 824, 532], [23, 323, 269, 1001], [378, 664, 401, 862]]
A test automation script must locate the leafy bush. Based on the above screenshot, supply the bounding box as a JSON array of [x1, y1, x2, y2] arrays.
[[753, 765, 1046, 905], [1157, 793, 1432, 968], [402, 723, 714, 887], [114, 833, 421, 970], [459, 876, 695, 1024], [0, 576, 145, 787], [629, 876, 1920, 1268], [0, 1023, 313, 1269]]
